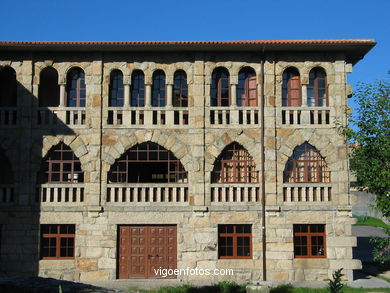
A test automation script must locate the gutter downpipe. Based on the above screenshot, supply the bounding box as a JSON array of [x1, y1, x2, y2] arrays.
[[260, 53, 267, 281]]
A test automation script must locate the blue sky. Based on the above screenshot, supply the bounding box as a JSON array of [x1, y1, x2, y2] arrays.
[[1, 0, 389, 109]]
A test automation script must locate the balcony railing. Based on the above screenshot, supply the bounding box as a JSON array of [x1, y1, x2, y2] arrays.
[[209, 107, 260, 126], [0, 108, 17, 126], [0, 185, 14, 204], [37, 107, 86, 126], [106, 107, 189, 127], [283, 184, 332, 202], [211, 184, 260, 203], [106, 184, 189, 204], [36, 184, 84, 204], [281, 107, 332, 126]]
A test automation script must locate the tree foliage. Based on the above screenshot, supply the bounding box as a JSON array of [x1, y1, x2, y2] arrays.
[[346, 72, 390, 218]]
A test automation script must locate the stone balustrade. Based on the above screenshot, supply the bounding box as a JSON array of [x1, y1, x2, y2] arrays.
[[106, 184, 189, 204], [36, 184, 85, 204], [281, 107, 332, 126], [210, 184, 260, 203], [37, 107, 86, 126], [209, 107, 260, 126], [0, 108, 17, 126], [283, 183, 332, 202]]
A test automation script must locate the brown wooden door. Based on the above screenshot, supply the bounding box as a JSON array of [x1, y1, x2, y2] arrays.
[[118, 225, 177, 279]]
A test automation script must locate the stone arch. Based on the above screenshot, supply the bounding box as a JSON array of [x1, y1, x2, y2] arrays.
[[205, 63, 233, 85], [232, 64, 260, 83], [167, 63, 194, 85], [59, 64, 89, 84], [101, 130, 192, 172]]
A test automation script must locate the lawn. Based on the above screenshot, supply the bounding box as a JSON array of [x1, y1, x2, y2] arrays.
[[354, 216, 390, 229]]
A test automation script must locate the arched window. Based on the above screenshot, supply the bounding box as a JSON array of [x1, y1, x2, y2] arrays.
[[237, 67, 257, 106], [173, 70, 188, 107], [108, 142, 187, 183], [38, 142, 84, 184], [109, 70, 124, 107], [282, 68, 301, 107], [131, 70, 145, 107], [212, 142, 258, 183], [211, 67, 230, 106], [152, 70, 166, 107], [283, 142, 330, 183], [39, 67, 60, 107], [0, 66, 17, 107], [66, 67, 86, 107], [307, 68, 327, 107], [0, 148, 14, 185]]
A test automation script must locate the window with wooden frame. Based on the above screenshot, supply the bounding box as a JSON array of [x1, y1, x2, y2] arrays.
[[173, 70, 188, 107], [109, 70, 124, 107], [131, 70, 145, 107], [218, 224, 252, 259], [307, 67, 327, 107], [38, 67, 60, 107], [283, 142, 330, 183], [40, 224, 75, 259], [66, 67, 86, 107], [152, 70, 166, 107], [37, 142, 84, 184], [212, 142, 258, 183], [293, 224, 326, 258], [108, 142, 187, 183], [0, 66, 17, 107], [237, 67, 257, 106], [282, 67, 301, 107], [211, 67, 230, 106]]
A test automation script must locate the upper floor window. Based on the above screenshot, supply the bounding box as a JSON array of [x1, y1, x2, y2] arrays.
[[173, 70, 188, 107], [307, 67, 327, 107], [131, 70, 145, 107], [283, 142, 330, 183], [237, 67, 257, 106], [108, 142, 187, 184], [212, 142, 258, 183], [37, 142, 84, 184], [39, 67, 60, 107], [294, 224, 326, 258], [211, 67, 230, 107], [282, 67, 301, 107], [66, 67, 86, 107], [109, 70, 124, 107], [0, 66, 17, 107], [152, 70, 166, 107]]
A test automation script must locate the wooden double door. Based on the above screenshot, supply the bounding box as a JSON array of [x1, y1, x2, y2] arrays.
[[118, 225, 177, 279]]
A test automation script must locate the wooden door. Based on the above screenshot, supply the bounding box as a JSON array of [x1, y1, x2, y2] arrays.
[[118, 225, 177, 279]]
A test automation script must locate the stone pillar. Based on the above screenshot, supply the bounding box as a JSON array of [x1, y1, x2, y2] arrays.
[[166, 83, 173, 107], [145, 83, 151, 107], [60, 83, 66, 107], [301, 84, 308, 107], [124, 84, 130, 107], [230, 84, 237, 106]]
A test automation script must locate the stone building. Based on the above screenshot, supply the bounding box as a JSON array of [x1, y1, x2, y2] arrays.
[[0, 39, 375, 283]]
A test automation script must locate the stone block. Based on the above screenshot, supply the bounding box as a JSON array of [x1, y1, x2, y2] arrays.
[[79, 270, 110, 281]]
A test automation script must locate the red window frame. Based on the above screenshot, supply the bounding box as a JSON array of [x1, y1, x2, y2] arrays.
[[293, 224, 326, 258], [218, 224, 252, 259], [237, 68, 257, 106], [283, 142, 330, 183], [211, 68, 230, 106], [307, 68, 328, 107], [282, 68, 301, 107], [40, 224, 75, 260]]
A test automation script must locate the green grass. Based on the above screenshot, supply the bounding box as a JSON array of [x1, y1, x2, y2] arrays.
[[354, 216, 390, 229], [130, 283, 390, 293]]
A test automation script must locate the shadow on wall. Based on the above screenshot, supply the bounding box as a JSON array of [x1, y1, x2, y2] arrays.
[[0, 65, 75, 276]]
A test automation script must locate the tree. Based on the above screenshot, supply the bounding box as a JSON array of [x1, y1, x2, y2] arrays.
[[344, 72, 390, 264]]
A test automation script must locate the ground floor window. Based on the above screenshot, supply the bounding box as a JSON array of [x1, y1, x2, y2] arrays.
[[218, 224, 252, 259], [293, 224, 326, 258], [40, 224, 75, 259]]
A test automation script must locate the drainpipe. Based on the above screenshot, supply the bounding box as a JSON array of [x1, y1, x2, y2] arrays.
[[260, 55, 267, 281]]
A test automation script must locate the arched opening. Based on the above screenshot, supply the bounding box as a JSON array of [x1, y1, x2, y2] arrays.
[[173, 70, 188, 107], [39, 67, 60, 107], [152, 70, 166, 107], [109, 70, 124, 107], [282, 67, 301, 107], [211, 67, 230, 106], [237, 67, 257, 106], [131, 70, 145, 107], [307, 67, 327, 107], [0, 66, 17, 107], [66, 67, 86, 107]]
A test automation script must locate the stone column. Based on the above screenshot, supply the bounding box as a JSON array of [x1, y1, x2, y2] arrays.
[[59, 83, 66, 107], [166, 83, 173, 107], [230, 84, 237, 106], [301, 84, 308, 107], [145, 83, 152, 107], [124, 84, 130, 107]]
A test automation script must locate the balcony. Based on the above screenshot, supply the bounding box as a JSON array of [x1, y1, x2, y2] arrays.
[[210, 184, 260, 204], [37, 107, 86, 127], [0, 108, 17, 126], [36, 184, 84, 205], [0, 185, 14, 204], [106, 184, 189, 205], [106, 107, 189, 127], [283, 183, 332, 202], [209, 107, 260, 127], [281, 107, 333, 127]]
